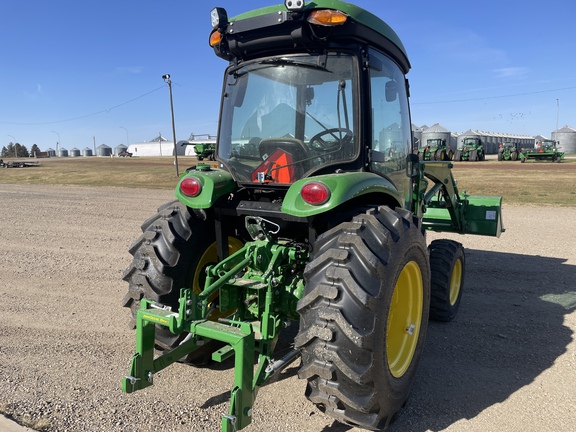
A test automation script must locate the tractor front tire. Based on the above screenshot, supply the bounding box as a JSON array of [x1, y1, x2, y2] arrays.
[[122, 200, 242, 365], [296, 206, 430, 430], [429, 239, 465, 322]]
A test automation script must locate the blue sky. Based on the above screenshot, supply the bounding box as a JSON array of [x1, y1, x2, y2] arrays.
[[1, 0, 575, 151]]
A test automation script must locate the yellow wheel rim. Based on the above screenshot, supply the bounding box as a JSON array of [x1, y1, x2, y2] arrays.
[[386, 261, 423, 378], [192, 237, 244, 319], [449, 259, 463, 306]]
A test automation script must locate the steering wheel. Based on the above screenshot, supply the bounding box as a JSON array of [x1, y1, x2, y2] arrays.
[[309, 127, 354, 152]]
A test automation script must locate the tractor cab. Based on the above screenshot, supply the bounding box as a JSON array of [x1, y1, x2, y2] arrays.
[[209, 1, 412, 198]]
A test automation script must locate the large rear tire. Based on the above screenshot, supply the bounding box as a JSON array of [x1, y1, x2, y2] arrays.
[[295, 206, 430, 430], [122, 200, 242, 364], [429, 239, 465, 322]]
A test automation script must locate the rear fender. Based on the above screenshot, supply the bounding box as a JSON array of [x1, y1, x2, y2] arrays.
[[282, 172, 403, 217], [175, 165, 237, 208]]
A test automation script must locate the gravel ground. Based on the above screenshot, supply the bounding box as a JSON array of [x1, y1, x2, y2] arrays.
[[0, 183, 574, 432]]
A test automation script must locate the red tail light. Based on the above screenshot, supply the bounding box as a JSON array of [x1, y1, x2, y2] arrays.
[[301, 182, 330, 205], [180, 177, 202, 197]]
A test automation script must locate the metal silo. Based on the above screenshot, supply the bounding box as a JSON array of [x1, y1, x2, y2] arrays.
[[457, 130, 481, 149], [96, 144, 112, 157], [59, 148, 68, 157], [83, 147, 93, 157], [69, 147, 81, 157], [552, 126, 576, 154], [115, 144, 128, 156], [422, 123, 452, 150], [412, 124, 424, 149]]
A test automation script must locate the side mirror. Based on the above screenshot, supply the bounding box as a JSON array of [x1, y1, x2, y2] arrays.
[[385, 80, 397, 102], [406, 153, 420, 178]]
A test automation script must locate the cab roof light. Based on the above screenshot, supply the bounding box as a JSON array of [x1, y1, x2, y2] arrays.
[[285, 0, 305, 11], [307, 9, 348, 26], [210, 7, 228, 29]]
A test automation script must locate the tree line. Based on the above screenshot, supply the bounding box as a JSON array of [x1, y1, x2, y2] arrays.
[[1, 143, 41, 158]]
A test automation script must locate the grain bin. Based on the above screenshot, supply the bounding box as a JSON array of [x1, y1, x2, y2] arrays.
[[457, 130, 481, 149], [115, 144, 128, 156], [96, 144, 112, 157], [552, 126, 576, 154], [83, 147, 93, 157], [69, 147, 81, 157], [422, 123, 452, 150], [412, 124, 424, 149]]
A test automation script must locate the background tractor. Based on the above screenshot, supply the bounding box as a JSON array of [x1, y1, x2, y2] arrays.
[[520, 139, 564, 163], [498, 141, 519, 161], [416, 138, 453, 161], [121, 2, 503, 431], [454, 136, 485, 161]]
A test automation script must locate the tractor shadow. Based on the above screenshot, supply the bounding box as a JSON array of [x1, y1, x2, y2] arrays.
[[388, 248, 575, 432], [201, 249, 576, 430]]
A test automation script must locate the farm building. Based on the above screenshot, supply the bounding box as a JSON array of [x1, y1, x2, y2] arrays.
[[114, 144, 128, 156], [412, 124, 425, 148], [421, 123, 457, 151], [411, 122, 574, 154], [126, 134, 185, 157], [552, 125, 576, 154], [96, 144, 112, 157]]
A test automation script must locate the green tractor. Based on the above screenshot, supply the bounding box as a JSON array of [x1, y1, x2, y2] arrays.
[[181, 134, 217, 161], [498, 141, 519, 161], [417, 138, 453, 161], [121, 2, 504, 431], [454, 136, 485, 161], [520, 139, 564, 163]]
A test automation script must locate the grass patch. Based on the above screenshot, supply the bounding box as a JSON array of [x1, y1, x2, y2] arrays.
[[0, 156, 195, 189], [1, 155, 575, 206]]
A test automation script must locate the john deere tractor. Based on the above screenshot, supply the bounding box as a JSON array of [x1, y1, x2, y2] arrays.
[[417, 138, 453, 161], [498, 141, 519, 161], [121, 2, 504, 431], [454, 136, 485, 161]]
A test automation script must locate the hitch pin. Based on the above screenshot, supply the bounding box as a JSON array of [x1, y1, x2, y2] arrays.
[[148, 303, 171, 311]]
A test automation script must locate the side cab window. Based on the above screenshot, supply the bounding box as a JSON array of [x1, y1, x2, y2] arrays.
[[368, 48, 412, 200]]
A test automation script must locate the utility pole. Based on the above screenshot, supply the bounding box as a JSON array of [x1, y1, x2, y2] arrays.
[[555, 99, 559, 142], [162, 74, 180, 176]]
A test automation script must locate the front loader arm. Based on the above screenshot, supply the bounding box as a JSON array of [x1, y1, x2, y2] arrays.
[[417, 161, 504, 237]]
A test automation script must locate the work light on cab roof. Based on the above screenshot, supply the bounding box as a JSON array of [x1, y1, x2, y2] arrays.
[[209, 0, 350, 47]]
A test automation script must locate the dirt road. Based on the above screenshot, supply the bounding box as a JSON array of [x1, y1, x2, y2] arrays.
[[0, 183, 574, 432]]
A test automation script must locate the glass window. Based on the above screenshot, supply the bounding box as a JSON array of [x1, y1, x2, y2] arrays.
[[369, 49, 411, 200], [217, 53, 358, 184]]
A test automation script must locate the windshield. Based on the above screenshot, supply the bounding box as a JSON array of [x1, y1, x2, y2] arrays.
[[217, 53, 357, 184]]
